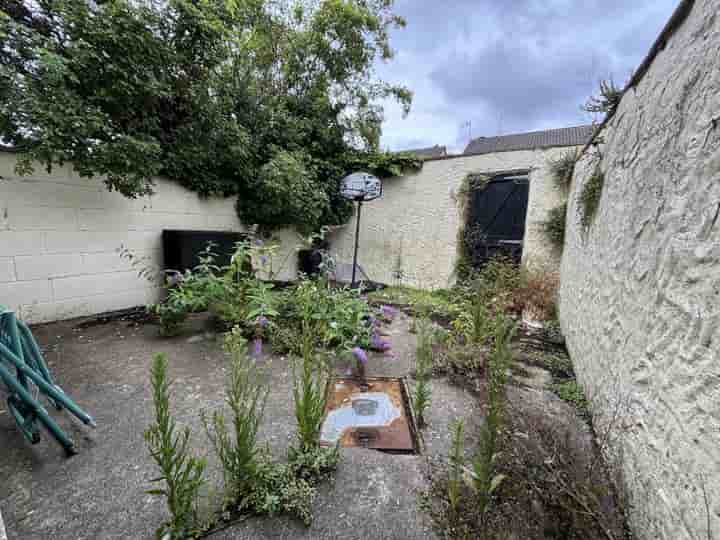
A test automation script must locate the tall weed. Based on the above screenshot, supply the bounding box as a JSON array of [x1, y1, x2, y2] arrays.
[[202, 329, 268, 505], [145, 353, 207, 539]]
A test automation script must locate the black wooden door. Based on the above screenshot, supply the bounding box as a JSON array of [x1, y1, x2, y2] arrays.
[[466, 173, 530, 268]]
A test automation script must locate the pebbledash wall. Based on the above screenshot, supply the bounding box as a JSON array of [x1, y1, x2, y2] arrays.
[[559, 1, 719, 538], [324, 146, 574, 289]]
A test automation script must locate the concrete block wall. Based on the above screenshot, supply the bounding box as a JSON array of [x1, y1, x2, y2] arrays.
[[327, 146, 574, 289], [559, 1, 720, 537], [0, 142, 571, 322], [0, 153, 241, 323]]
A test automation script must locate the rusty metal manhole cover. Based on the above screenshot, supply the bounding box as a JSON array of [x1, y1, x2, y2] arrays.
[[320, 377, 418, 453]]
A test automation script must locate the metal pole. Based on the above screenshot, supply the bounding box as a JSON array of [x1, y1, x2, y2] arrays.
[[351, 199, 362, 288], [0, 506, 7, 540]]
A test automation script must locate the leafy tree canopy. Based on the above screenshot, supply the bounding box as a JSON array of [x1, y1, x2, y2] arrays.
[[0, 0, 421, 232]]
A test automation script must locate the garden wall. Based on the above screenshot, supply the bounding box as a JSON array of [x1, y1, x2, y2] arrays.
[[0, 153, 243, 323], [559, 0, 720, 537], [325, 146, 574, 289]]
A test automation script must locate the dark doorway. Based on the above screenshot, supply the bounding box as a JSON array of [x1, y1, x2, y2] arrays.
[[465, 172, 530, 269]]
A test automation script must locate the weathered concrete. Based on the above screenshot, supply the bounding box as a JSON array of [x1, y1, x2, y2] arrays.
[[0, 312, 479, 540], [559, 1, 720, 538]]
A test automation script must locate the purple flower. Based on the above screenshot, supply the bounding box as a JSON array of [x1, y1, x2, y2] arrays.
[[256, 315, 269, 327], [351, 347, 368, 364], [252, 337, 263, 357], [371, 331, 392, 351], [380, 305, 397, 321], [260, 255, 269, 266], [254, 238, 264, 246]]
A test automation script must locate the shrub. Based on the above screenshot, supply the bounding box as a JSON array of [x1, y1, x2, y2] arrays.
[[513, 269, 559, 322], [579, 167, 605, 229], [145, 354, 207, 539], [549, 150, 579, 189], [543, 203, 567, 249], [202, 329, 268, 504]]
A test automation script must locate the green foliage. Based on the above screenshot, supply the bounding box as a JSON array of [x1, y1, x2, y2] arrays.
[[549, 149, 580, 189], [470, 315, 515, 516], [249, 445, 339, 526], [145, 353, 206, 540], [292, 326, 331, 452], [202, 329, 268, 504], [447, 419, 465, 518], [148, 244, 233, 336], [543, 202, 567, 248], [0, 0, 420, 233], [412, 317, 434, 428], [367, 286, 460, 321], [552, 380, 590, 417], [273, 279, 372, 354], [579, 167, 605, 229], [583, 79, 622, 117]]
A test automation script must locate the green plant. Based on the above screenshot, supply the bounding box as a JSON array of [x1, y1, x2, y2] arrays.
[[202, 329, 268, 505], [583, 79, 623, 117], [292, 327, 330, 452], [447, 419, 465, 518], [543, 203, 567, 248], [549, 150, 580, 189], [552, 380, 590, 417], [149, 244, 231, 336], [275, 279, 372, 354], [1, 1, 420, 234], [412, 317, 434, 428], [468, 314, 515, 517], [579, 166, 605, 229], [145, 354, 206, 539]]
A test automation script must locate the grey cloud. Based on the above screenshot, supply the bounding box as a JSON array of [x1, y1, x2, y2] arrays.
[[379, 0, 679, 151]]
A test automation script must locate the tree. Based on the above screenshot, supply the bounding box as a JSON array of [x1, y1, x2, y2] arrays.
[[0, 0, 420, 233]]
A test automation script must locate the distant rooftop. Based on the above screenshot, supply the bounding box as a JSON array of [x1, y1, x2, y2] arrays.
[[401, 144, 448, 159], [463, 125, 595, 156]]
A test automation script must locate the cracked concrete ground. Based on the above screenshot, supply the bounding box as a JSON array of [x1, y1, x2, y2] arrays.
[[0, 312, 482, 540]]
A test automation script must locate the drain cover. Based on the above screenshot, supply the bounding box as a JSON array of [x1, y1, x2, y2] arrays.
[[320, 378, 418, 453]]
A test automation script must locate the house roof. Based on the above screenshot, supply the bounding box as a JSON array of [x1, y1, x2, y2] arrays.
[[463, 125, 595, 156], [402, 145, 448, 159]]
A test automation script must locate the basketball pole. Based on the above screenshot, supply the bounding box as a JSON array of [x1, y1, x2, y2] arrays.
[[351, 198, 362, 288]]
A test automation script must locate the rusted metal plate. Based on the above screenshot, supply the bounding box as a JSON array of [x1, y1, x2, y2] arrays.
[[320, 377, 418, 453]]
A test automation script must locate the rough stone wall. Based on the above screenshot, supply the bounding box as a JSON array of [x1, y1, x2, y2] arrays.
[[559, 1, 720, 538], [0, 153, 242, 323], [327, 146, 573, 289]]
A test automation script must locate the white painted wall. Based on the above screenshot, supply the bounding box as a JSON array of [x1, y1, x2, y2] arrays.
[[326, 146, 574, 289], [559, 1, 720, 538], [0, 154, 241, 323]]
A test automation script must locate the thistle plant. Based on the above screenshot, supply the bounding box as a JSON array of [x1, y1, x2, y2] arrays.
[[203, 329, 268, 506], [145, 353, 206, 540]]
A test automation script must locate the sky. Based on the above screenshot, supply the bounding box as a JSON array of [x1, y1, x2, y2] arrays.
[[376, 0, 679, 153]]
